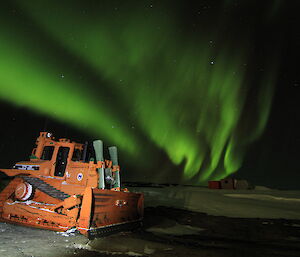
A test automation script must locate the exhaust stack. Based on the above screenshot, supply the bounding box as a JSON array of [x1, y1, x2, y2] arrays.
[[93, 140, 105, 189], [109, 146, 120, 188]]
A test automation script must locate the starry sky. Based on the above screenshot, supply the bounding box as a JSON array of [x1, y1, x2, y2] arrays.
[[0, 0, 299, 189]]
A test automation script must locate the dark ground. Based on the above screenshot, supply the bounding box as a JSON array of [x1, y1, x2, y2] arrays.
[[68, 206, 300, 257]]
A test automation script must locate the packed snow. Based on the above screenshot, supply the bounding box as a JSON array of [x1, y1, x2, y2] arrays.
[[129, 185, 300, 220]]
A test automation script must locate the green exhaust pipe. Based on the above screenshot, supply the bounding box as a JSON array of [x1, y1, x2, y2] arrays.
[[108, 146, 118, 166], [108, 146, 120, 188], [93, 140, 105, 189]]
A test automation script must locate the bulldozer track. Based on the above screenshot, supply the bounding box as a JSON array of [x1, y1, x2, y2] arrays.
[[20, 176, 70, 201]]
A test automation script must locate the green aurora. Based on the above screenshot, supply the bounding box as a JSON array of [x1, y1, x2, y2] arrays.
[[0, 1, 279, 184]]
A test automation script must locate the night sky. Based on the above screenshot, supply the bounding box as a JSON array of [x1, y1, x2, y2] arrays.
[[0, 0, 299, 189]]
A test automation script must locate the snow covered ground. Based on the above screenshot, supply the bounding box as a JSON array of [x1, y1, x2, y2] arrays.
[[128, 185, 300, 220], [0, 222, 89, 257]]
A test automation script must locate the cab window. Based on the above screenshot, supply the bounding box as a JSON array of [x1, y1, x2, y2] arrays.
[[41, 146, 54, 160], [54, 147, 70, 177], [72, 148, 82, 161]]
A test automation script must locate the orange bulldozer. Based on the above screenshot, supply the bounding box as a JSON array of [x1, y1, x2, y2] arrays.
[[0, 132, 144, 238]]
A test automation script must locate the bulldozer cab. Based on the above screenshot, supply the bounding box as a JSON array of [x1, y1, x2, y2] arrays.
[[40, 145, 70, 178], [28, 132, 120, 190], [32, 133, 83, 180]]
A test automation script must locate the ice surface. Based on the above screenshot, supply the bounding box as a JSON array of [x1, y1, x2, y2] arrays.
[[129, 185, 300, 219], [0, 222, 88, 257]]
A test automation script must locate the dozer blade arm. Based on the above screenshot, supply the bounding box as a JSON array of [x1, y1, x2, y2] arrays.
[[77, 187, 92, 235], [50, 195, 81, 220]]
